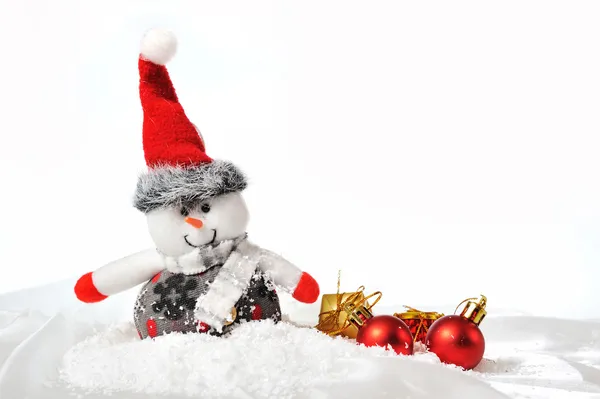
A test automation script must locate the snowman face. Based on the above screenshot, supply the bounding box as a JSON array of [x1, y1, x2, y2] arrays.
[[146, 192, 249, 257]]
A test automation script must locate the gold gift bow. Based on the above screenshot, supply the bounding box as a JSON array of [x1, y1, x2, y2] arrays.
[[396, 306, 444, 319], [394, 306, 444, 342], [316, 270, 382, 336]]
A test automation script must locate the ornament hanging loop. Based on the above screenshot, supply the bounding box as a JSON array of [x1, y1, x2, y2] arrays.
[[454, 297, 477, 314], [454, 295, 487, 326]]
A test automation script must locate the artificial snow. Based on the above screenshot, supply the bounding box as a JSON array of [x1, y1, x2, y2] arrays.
[[52, 316, 600, 399], [0, 281, 599, 398], [60, 320, 396, 398]]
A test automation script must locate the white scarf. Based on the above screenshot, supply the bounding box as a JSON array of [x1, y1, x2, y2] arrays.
[[159, 234, 261, 332], [161, 234, 248, 275]]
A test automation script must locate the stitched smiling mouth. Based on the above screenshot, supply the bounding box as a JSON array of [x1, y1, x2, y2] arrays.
[[184, 230, 217, 248]]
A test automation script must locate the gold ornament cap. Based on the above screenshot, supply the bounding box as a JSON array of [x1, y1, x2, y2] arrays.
[[344, 301, 373, 328], [456, 295, 487, 326]]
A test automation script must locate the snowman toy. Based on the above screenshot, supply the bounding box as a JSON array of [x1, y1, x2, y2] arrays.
[[74, 29, 320, 338]]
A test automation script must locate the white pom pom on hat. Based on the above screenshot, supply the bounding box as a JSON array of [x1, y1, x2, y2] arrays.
[[140, 28, 178, 65]]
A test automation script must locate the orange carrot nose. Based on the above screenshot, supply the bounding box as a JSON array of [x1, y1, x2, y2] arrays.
[[185, 217, 203, 229]]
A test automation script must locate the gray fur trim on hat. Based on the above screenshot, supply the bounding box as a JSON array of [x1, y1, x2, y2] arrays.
[[133, 160, 247, 213]]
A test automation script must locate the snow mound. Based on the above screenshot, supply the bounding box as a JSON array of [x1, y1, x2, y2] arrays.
[[60, 320, 404, 398], [5, 280, 599, 399]]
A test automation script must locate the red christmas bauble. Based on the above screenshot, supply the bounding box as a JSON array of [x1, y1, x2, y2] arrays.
[[425, 315, 485, 370], [356, 315, 414, 355]]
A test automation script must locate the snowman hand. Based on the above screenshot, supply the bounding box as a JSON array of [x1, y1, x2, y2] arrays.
[[194, 248, 259, 332], [238, 241, 320, 304], [291, 272, 320, 303], [74, 272, 108, 303]]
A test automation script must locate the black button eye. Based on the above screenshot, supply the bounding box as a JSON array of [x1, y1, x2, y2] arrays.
[[201, 203, 211, 213], [180, 206, 190, 217]]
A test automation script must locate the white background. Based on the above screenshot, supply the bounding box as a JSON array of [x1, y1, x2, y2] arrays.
[[0, 0, 598, 318]]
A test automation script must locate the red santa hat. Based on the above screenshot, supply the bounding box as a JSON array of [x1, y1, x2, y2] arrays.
[[133, 29, 247, 213]]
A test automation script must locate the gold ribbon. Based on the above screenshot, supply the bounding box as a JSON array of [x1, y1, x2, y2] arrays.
[[316, 270, 382, 336]]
